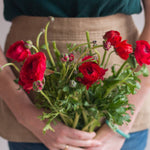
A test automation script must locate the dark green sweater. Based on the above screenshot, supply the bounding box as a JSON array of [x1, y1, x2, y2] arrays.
[[4, 0, 142, 21]]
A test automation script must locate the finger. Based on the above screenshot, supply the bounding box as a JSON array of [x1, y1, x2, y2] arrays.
[[66, 127, 96, 140], [65, 137, 101, 147], [95, 124, 113, 142], [66, 145, 85, 150], [54, 143, 85, 150], [86, 146, 102, 150], [49, 147, 59, 150]]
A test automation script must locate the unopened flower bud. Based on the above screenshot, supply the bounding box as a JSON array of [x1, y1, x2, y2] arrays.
[[33, 79, 45, 92], [103, 41, 111, 51], [61, 53, 69, 62], [69, 53, 74, 62], [92, 40, 97, 46], [41, 28, 45, 33], [48, 16, 55, 22], [69, 80, 77, 88], [25, 40, 33, 49]]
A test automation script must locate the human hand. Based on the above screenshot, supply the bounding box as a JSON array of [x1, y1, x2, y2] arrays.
[[85, 124, 126, 150], [20, 106, 101, 150]]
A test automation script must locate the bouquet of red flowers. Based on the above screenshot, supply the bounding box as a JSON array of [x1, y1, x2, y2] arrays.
[[1, 17, 150, 136]]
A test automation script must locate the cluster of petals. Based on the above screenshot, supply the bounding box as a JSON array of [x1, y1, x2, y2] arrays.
[[18, 52, 46, 92], [77, 56, 107, 89], [134, 40, 150, 66], [103, 30, 133, 60], [6, 40, 31, 62]]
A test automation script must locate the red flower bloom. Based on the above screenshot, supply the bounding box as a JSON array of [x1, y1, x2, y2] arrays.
[[18, 52, 46, 91], [103, 30, 122, 48], [6, 40, 31, 62], [82, 55, 93, 62], [77, 60, 107, 89], [115, 40, 133, 60], [134, 40, 150, 66]]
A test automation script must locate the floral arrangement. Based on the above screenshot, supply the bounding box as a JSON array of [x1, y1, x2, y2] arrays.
[[1, 17, 150, 135]]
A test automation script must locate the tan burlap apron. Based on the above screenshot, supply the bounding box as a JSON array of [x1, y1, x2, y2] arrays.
[[0, 14, 149, 142]]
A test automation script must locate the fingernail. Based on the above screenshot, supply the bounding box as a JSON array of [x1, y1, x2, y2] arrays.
[[94, 141, 101, 146], [91, 132, 96, 136]]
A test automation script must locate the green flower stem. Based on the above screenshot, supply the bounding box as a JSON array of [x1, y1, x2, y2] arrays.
[[72, 112, 80, 128], [103, 68, 135, 98], [1, 63, 20, 72], [93, 49, 101, 65], [101, 50, 107, 66], [60, 113, 74, 126], [85, 90, 90, 102], [40, 90, 53, 106], [60, 113, 69, 126], [67, 45, 103, 81], [86, 31, 92, 55], [82, 119, 96, 131], [116, 61, 128, 77], [52, 41, 60, 59], [69, 42, 91, 53], [82, 109, 88, 125], [62, 65, 70, 81], [67, 49, 89, 81], [45, 22, 55, 67], [36, 31, 44, 49], [89, 119, 97, 132], [104, 51, 115, 68], [61, 62, 67, 79], [31, 45, 39, 53]]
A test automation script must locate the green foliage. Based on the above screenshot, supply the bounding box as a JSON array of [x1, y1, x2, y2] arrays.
[[34, 32, 148, 133]]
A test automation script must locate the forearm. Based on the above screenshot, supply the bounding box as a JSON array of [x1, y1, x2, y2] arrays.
[[119, 0, 150, 132], [140, 0, 150, 41], [120, 72, 150, 133], [0, 47, 42, 123]]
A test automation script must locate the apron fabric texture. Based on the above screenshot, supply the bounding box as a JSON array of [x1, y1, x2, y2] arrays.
[[0, 14, 148, 142]]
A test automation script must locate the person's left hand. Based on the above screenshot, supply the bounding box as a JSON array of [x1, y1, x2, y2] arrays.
[[85, 124, 126, 150]]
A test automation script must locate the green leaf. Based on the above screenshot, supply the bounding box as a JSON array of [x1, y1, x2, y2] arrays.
[[63, 86, 69, 92], [14, 78, 19, 84], [141, 65, 149, 77], [127, 54, 137, 69], [40, 43, 49, 50], [95, 86, 104, 98], [43, 122, 55, 134], [46, 60, 52, 68], [84, 101, 90, 107]]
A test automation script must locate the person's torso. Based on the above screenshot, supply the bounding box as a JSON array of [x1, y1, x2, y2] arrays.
[[4, 0, 142, 21]]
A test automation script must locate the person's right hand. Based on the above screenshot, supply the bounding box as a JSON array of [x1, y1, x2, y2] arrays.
[[19, 106, 101, 150]]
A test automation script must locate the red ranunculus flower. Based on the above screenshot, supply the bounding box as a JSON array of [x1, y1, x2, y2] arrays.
[[115, 40, 133, 60], [103, 30, 122, 48], [82, 55, 93, 61], [6, 40, 31, 62], [77, 57, 107, 89], [134, 40, 150, 66], [18, 52, 46, 91]]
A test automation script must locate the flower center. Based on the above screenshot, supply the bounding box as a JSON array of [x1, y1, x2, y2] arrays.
[[87, 68, 93, 74]]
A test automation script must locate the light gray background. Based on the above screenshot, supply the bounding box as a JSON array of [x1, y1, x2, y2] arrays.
[[0, 1, 149, 150]]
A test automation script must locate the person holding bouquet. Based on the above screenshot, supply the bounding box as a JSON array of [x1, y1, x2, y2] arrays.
[[0, 0, 150, 150]]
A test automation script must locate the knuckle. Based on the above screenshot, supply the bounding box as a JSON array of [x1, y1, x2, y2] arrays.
[[55, 137, 63, 143], [87, 140, 93, 146], [59, 129, 66, 136]]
